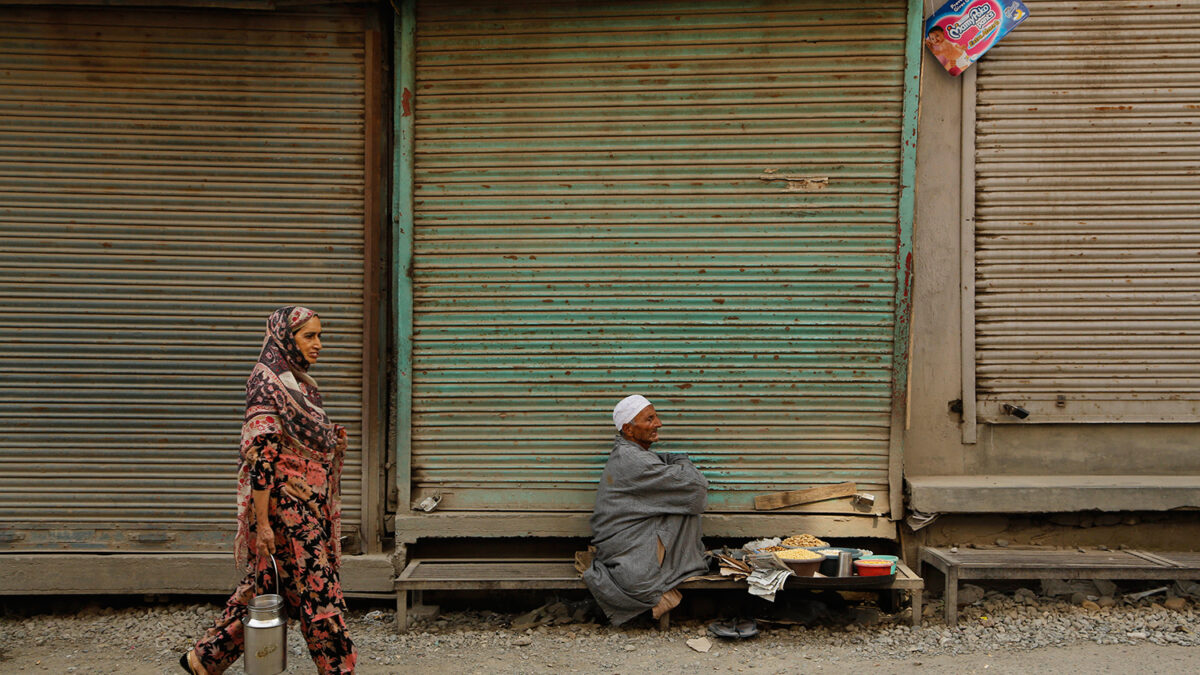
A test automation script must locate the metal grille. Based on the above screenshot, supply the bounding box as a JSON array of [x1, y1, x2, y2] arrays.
[[0, 7, 368, 551], [974, 1, 1200, 423], [410, 0, 908, 512]]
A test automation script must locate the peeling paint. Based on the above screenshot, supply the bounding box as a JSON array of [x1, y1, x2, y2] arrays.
[[759, 170, 829, 192], [401, 87, 413, 117]]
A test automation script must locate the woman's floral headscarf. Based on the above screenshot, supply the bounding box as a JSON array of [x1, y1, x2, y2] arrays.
[[244, 306, 339, 455]]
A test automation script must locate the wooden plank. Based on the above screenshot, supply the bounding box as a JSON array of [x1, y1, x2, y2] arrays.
[[392, 511, 895, 542], [395, 560, 422, 582], [754, 481, 857, 510], [945, 565, 959, 626], [933, 549, 1149, 567], [1126, 549, 1184, 568], [401, 579, 588, 591], [954, 567, 1197, 581], [1166, 552, 1200, 566], [919, 546, 1200, 591], [890, 562, 923, 590], [0, 553, 395, 594], [396, 557, 925, 593]]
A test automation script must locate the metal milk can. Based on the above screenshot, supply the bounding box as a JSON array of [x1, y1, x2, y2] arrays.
[[244, 555, 287, 675]]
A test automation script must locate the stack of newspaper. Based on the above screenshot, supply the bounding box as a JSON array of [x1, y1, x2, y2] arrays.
[[745, 556, 792, 602]]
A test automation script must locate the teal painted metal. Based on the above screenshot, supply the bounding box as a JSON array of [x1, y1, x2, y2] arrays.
[[393, 0, 416, 512], [0, 6, 371, 551], [409, 0, 910, 514], [886, 0, 922, 516]]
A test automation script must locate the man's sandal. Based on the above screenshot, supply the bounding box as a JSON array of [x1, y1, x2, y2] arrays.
[[708, 618, 759, 639], [708, 619, 736, 638]]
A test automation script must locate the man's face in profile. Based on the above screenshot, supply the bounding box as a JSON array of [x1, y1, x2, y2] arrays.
[[623, 405, 662, 448]]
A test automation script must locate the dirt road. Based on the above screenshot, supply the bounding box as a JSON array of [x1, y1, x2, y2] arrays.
[[2, 592, 1198, 674], [2, 631, 1198, 674]]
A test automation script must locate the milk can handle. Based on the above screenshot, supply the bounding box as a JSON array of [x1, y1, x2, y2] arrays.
[[257, 554, 280, 597]]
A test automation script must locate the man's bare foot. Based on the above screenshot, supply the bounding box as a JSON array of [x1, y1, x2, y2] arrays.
[[651, 588, 682, 619]]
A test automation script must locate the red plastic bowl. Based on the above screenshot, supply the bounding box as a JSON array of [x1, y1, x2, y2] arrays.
[[853, 559, 893, 577]]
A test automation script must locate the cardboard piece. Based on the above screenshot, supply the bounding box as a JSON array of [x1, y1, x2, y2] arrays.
[[924, 0, 1029, 76]]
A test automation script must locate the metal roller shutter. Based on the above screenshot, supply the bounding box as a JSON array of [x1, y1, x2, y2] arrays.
[[974, 1, 1200, 423], [0, 7, 371, 551], [410, 0, 909, 512]]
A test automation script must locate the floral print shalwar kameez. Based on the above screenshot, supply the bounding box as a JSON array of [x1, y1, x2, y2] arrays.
[[188, 306, 357, 674]]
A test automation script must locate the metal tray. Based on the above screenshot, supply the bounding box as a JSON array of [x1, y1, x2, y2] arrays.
[[784, 572, 896, 588]]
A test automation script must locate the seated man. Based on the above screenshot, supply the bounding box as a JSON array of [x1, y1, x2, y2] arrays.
[[583, 395, 709, 625]]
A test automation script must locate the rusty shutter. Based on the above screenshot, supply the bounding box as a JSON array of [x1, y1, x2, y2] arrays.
[[0, 6, 372, 551], [973, 1, 1200, 423], [409, 0, 910, 513]]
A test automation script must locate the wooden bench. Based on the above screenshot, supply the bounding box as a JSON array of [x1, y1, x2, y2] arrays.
[[919, 547, 1200, 626], [395, 558, 924, 632]]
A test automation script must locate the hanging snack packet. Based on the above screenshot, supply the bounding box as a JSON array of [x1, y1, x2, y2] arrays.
[[924, 0, 1029, 76]]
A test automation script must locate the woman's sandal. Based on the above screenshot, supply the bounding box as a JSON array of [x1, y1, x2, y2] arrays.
[[178, 650, 205, 675]]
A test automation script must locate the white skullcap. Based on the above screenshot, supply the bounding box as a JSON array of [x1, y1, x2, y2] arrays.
[[613, 394, 652, 431]]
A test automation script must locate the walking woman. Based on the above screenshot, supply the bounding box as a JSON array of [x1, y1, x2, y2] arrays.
[[181, 306, 357, 674]]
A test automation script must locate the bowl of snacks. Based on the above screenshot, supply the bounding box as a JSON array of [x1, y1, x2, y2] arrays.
[[744, 545, 789, 567], [853, 558, 894, 577], [754, 545, 788, 554], [775, 548, 823, 576], [860, 555, 898, 574], [781, 534, 829, 549]]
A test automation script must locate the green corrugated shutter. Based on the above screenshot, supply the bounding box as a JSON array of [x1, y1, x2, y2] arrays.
[[0, 6, 371, 551], [410, 0, 906, 513]]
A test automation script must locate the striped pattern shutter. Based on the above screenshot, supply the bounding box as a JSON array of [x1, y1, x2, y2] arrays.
[[974, 1, 1200, 423], [0, 7, 370, 551], [410, 0, 908, 512]]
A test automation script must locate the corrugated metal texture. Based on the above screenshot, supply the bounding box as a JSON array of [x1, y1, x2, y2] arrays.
[[0, 7, 369, 551], [410, 0, 908, 512], [974, 1, 1200, 423]]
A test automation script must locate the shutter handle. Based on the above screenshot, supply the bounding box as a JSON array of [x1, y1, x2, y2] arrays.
[[128, 532, 174, 544]]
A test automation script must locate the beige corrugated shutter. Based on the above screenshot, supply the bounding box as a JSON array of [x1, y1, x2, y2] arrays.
[[409, 0, 910, 513], [974, 1, 1200, 423], [0, 6, 371, 551]]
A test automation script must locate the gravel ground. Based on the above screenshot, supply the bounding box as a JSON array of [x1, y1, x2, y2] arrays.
[[1, 585, 1197, 673]]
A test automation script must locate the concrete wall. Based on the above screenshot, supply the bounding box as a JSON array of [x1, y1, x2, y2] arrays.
[[907, 37, 967, 478]]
